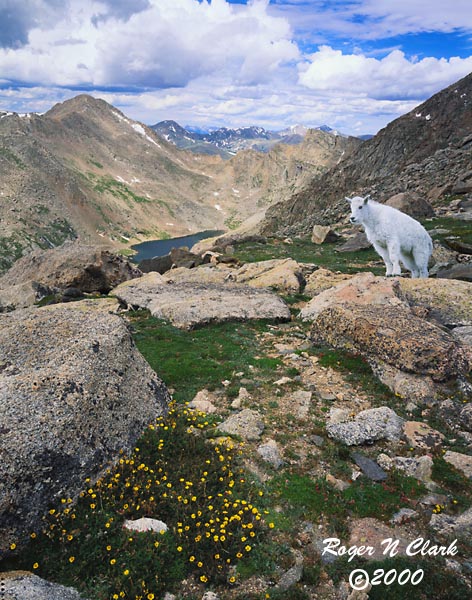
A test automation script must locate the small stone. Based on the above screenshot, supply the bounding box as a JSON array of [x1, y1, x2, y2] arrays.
[[352, 453, 387, 481], [393, 455, 433, 482], [376, 453, 394, 470], [290, 389, 312, 419], [311, 225, 339, 245], [188, 389, 218, 414], [218, 409, 264, 440], [274, 550, 304, 591], [124, 518, 168, 534], [327, 406, 404, 446], [319, 391, 336, 401], [274, 376, 292, 386], [326, 473, 350, 491], [202, 592, 220, 600], [308, 434, 325, 447], [328, 407, 351, 424], [429, 506, 472, 543], [257, 439, 284, 469], [390, 508, 419, 525]]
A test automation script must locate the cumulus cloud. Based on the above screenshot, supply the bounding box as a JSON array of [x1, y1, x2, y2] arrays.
[[0, 0, 298, 89], [94, 0, 299, 88], [299, 46, 472, 99], [0, 0, 69, 48]]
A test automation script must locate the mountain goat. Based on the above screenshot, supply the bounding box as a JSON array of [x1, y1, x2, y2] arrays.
[[346, 196, 433, 278]]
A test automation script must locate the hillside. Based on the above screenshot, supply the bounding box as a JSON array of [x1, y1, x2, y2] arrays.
[[261, 72, 472, 236], [0, 96, 359, 272]]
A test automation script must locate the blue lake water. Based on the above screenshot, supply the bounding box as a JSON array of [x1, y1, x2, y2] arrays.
[[131, 230, 224, 263]]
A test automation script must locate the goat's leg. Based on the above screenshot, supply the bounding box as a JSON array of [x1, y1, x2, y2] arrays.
[[372, 242, 394, 276]]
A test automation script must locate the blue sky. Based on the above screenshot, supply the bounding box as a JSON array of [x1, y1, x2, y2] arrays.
[[0, 0, 471, 135]]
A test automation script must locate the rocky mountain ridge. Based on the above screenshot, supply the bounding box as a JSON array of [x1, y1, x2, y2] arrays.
[[261, 71, 472, 236]]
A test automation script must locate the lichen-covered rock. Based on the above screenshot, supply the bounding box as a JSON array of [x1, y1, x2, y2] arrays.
[[304, 268, 353, 298], [113, 279, 290, 329], [396, 277, 472, 327], [257, 439, 283, 469], [0, 240, 141, 311], [0, 299, 169, 552], [429, 507, 472, 543], [326, 407, 404, 446], [403, 421, 445, 450], [310, 304, 469, 382], [301, 273, 406, 321], [0, 571, 88, 600]]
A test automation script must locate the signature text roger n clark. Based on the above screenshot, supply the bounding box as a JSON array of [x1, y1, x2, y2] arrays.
[[322, 537, 458, 563]]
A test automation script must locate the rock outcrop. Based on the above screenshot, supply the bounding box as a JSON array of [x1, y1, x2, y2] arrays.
[[0, 241, 141, 312], [0, 299, 170, 552], [310, 304, 468, 382]]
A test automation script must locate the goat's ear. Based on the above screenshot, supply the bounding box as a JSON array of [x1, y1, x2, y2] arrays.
[[345, 196, 352, 203]]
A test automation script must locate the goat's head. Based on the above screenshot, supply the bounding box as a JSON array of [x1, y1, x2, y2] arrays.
[[346, 195, 369, 224]]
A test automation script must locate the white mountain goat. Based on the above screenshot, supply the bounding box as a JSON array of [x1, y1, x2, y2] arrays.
[[346, 196, 433, 278]]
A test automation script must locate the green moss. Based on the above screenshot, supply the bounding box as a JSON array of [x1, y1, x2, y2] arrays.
[[128, 312, 284, 403]]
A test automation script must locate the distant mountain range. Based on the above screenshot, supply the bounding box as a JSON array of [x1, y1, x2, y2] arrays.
[[150, 121, 349, 158]]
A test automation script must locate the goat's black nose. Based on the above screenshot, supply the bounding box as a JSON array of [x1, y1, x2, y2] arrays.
[[349, 217, 356, 223]]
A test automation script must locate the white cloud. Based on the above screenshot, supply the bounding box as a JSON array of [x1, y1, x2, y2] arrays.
[[271, 0, 472, 40], [0, 0, 298, 88], [299, 46, 472, 99]]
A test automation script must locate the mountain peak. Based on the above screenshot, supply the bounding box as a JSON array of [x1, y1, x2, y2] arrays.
[[45, 94, 118, 120]]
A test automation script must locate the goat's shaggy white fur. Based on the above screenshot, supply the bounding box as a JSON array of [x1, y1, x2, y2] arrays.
[[346, 196, 433, 278]]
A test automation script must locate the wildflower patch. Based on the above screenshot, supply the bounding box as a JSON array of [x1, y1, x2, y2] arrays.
[[4, 405, 268, 599]]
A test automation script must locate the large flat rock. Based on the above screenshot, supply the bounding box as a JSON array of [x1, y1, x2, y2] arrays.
[[0, 299, 169, 552], [301, 272, 406, 321], [113, 278, 290, 329]]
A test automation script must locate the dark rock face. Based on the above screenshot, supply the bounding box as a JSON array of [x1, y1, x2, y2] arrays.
[[139, 247, 204, 274], [0, 241, 141, 311], [261, 72, 472, 236], [0, 299, 170, 552], [310, 304, 469, 382]]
